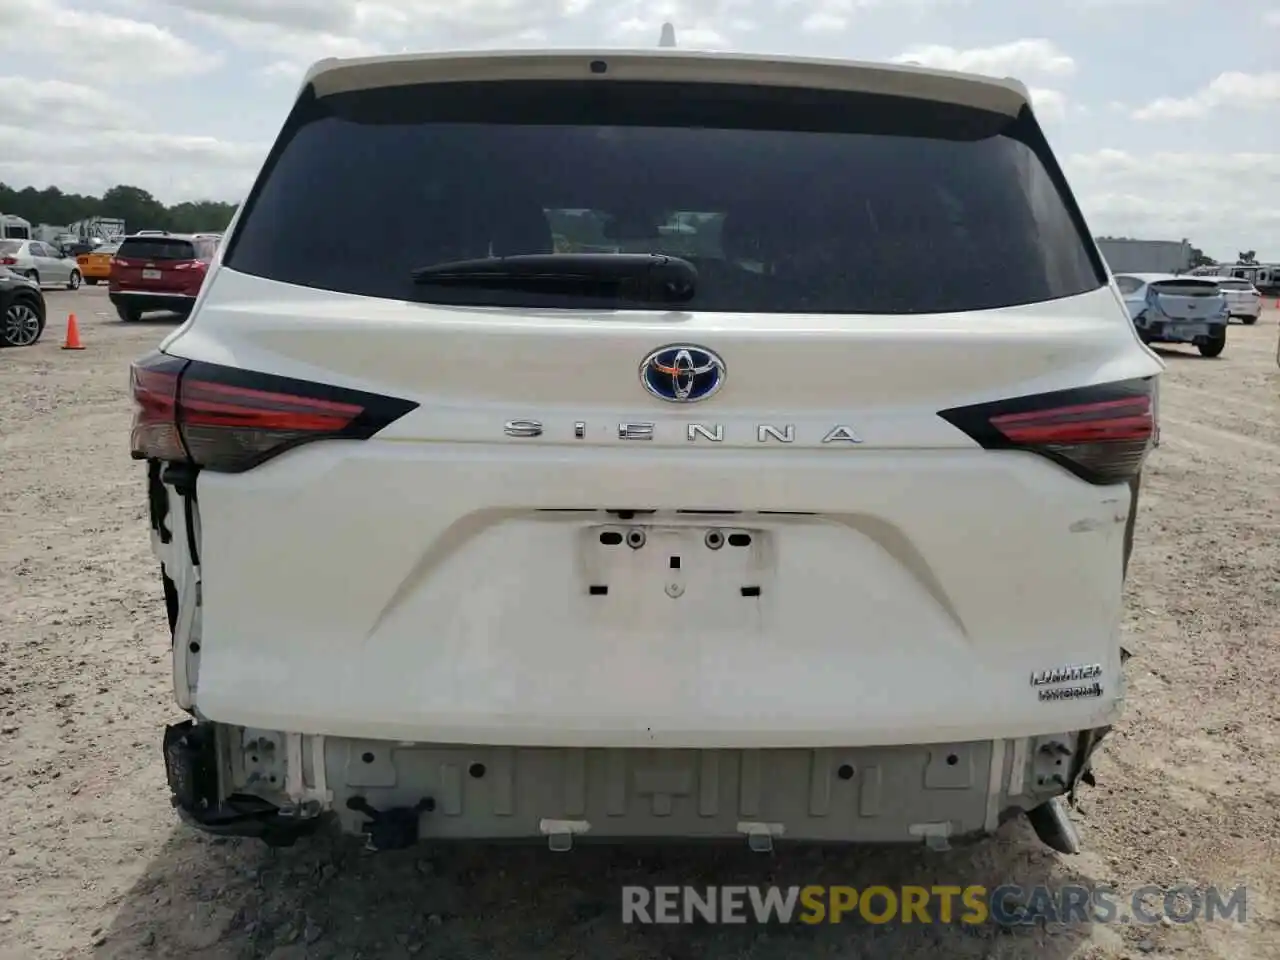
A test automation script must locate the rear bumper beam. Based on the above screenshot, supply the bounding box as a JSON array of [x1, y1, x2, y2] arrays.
[[162, 720, 327, 847]]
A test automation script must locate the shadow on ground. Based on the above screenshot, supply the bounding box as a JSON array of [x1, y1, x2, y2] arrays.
[[1149, 347, 1218, 362], [87, 817, 1118, 960], [115, 315, 189, 326]]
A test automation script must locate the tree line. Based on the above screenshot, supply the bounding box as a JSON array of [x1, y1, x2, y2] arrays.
[[0, 182, 237, 235]]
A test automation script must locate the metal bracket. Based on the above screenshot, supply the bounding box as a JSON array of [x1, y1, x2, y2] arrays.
[[737, 821, 784, 853], [540, 819, 590, 851], [908, 821, 953, 851]]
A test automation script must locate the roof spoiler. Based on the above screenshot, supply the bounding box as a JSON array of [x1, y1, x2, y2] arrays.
[[304, 53, 1030, 116]]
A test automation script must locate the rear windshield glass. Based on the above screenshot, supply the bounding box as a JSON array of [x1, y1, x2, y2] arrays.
[[226, 80, 1104, 314], [0, 240, 20, 255], [118, 238, 195, 261], [1151, 281, 1219, 296]]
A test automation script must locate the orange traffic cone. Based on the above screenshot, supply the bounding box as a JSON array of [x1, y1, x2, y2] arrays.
[[61, 313, 84, 350]]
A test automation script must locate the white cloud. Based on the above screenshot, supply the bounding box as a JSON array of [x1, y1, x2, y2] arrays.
[[0, 78, 141, 131], [890, 38, 1076, 78], [160, 0, 353, 33], [188, 11, 382, 61], [1131, 71, 1280, 120], [1028, 87, 1068, 122], [0, 125, 267, 203], [0, 0, 219, 79], [526, 0, 746, 49], [160, 0, 602, 47], [785, 0, 969, 32], [1066, 150, 1280, 256]]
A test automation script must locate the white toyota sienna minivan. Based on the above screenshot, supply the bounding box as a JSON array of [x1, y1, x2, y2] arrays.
[[131, 48, 1162, 854]]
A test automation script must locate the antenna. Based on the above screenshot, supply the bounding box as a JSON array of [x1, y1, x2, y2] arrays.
[[659, 22, 676, 47]]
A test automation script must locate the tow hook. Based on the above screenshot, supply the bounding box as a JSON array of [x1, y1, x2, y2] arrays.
[[1027, 798, 1082, 855], [346, 796, 435, 851]]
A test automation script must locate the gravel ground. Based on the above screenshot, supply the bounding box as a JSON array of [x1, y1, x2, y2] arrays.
[[1, 287, 1278, 960]]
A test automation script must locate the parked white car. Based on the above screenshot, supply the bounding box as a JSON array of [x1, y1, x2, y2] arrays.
[[0, 239, 83, 290], [131, 48, 1162, 855], [1205, 277, 1262, 324], [1113, 273, 1229, 357]]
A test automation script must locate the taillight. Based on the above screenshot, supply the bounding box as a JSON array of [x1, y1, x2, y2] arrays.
[[0, 257, 15, 265], [172, 260, 204, 271], [111, 257, 125, 267], [937, 378, 1156, 485], [129, 352, 418, 473], [130, 355, 187, 462]]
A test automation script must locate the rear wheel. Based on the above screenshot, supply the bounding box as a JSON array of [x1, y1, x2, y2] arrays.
[[1198, 332, 1226, 358], [67, 270, 81, 291], [116, 304, 141, 323], [1, 297, 44, 347], [1241, 315, 1257, 325], [23, 270, 38, 286], [85, 277, 99, 285]]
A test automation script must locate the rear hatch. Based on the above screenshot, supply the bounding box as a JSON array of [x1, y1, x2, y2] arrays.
[[1215, 278, 1258, 309], [112, 236, 202, 292], [149, 54, 1161, 746], [1146, 278, 1226, 321]]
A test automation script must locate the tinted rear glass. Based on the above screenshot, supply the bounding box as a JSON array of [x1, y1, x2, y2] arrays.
[[118, 238, 195, 261], [1152, 281, 1219, 296], [226, 80, 1104, 314]]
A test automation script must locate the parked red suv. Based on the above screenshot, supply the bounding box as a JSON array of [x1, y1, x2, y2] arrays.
[[109, 233, 217, 322]]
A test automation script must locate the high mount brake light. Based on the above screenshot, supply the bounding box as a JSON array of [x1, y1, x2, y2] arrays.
[[937, 378, 1156, 485], [129, 352, 418, 473]]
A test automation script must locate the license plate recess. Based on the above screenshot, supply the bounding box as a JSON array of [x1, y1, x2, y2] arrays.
[[577, 523, 770, 604]]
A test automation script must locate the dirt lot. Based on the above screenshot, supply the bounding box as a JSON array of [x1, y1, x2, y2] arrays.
[[1, 287, 1278, 960]]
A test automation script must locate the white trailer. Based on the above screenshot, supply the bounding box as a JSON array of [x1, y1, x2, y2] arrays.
[[34, 223, 67, 244], [0, 213, 32, 239], [1190, 262, 1280, 293], [67, 216, 126, 243], [1096, 238, 1191, 275]]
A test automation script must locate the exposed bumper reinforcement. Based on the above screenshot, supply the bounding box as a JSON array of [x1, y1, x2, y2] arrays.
[[162, 720, 327, 847]]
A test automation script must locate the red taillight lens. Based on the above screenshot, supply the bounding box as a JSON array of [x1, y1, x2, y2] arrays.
[[130, 355, 187, 462], [0, 257, 16, 265], [111, 257, 125, 267], [129, 353, 417, 473], [989, 397, 1152, 445], [938, 379, 1156, 484], [179, 379, 365, 469], [172, 260, 204, 271]]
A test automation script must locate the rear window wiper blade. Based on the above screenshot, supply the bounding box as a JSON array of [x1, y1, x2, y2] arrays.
[[410, 253, 697, 304]]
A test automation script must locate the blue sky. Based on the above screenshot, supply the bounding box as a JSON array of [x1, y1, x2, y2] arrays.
[[1, 0, 1277, 260]]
